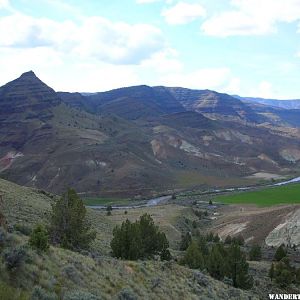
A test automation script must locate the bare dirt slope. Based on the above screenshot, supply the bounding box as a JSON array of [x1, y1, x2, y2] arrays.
[[211, 204, 300, 245]]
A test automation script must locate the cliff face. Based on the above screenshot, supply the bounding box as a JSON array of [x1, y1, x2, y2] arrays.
[[265, 208, 300, 247]]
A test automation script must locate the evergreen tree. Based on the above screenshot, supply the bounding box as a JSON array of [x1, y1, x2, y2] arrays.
[[207, 244, 226, 280], [180, 232, 192, 251], [139, 214, 169, 258], [111, 219, 140, 260], [295, 268, 300, 284], [274, 261, 294, 287], [181, 241, 204, 269], [206, 232, 214, 242], [160, 248, 172, 261], [213, 234, 220, 243], [269, 263, 275, 282], [110, 214, 170, 260], [197, 234, 209, 256], [29, 224, 49, 252], [106, 205, 112, 216], [49, 188, 96, 250], [274, 245, 287, 261], [232, 234, 244, 246], [249, 244, 262, 261], [225, 235, 232, 244], [227, 244, 253, 289]]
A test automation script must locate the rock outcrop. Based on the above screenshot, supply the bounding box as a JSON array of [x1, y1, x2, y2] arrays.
[[265, 208, 300, 247]]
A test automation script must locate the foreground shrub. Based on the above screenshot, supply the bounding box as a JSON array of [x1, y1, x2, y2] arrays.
[[14, 224, 32, 236], [0, 227, 7, 251], [117, 288, 137, 300], [111, 213, 169, 260], [49, 188, 96, 250], [29, 224, 49, 252], [160, 248, 172, 261], [31, 286, 57, 300], [3, 245, 27, 272], [64, 290, 101, 300], [0, 281, 28, 300]]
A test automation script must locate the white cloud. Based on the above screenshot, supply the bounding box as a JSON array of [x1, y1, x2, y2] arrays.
[[0, 0, 9, 9], [202, 0, 300, 37], [162, 2, 206, 25], [141, 48, 183, 73], [202, 11, 273, 37], [0, 13, 165, 65], [74, 17, 165, 64], [256, 81, 274, 98], [225, 77, 241, 94], [0, 46, 143, 92], [136, 0, 173, 4], [160, 67, 233, 90], [136, 0, 160, 3]]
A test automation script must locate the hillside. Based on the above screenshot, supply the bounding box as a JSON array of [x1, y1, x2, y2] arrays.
[[0, 178, 264, 300], [0, 72, 300, 197], [235, 95, 300, 110]]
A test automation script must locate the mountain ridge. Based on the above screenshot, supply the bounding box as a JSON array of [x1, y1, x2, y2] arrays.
[[0, 71, 299, 196]]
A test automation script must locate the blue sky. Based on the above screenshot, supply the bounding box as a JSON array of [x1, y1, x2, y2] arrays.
[[1, 0, 300, 99]]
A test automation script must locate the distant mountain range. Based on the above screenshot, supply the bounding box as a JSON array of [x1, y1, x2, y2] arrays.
[[0, 71, 299, 197], [234, 95, 300, 110]]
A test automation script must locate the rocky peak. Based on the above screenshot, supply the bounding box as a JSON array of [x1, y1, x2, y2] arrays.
[[20, 70, 36, 78], [0, 71, 61, 122]]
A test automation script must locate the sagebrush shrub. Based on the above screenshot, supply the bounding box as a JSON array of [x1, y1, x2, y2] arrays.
[[63, 290, 101, 300], [31, 286, 57, 300], [29, 224, 49, 252], [3, 245, 27, 271]]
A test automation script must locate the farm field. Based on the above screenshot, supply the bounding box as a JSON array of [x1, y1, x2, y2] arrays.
[[213, 183, 300, 206]]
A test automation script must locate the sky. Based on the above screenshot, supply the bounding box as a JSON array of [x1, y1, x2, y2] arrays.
[[1, 0, 300, 99]]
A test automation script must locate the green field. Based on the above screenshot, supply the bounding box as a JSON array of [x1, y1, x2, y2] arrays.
[[82, 197, 134, 206], [214, 183, 300, 206]]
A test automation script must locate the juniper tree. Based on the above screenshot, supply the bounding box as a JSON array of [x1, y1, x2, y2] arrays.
[[110, 213, 170, 260], [274, 245, 287, 261], [180, 232, 192, 251], [49, 188, 96, 250], [269, 263, 275, 282], [274, 260, 294, 287], [197, 234, 209, 256], [207, 244, 226, 280], [249, 244, 262, 261], [227, 244, 253, 289], [181, 241, 204, 269], [225, 235, 232, 244]]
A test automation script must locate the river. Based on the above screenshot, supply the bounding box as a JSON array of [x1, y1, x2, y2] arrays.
[[87, 195, 172, 210], [88, 176, 300, 210]]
